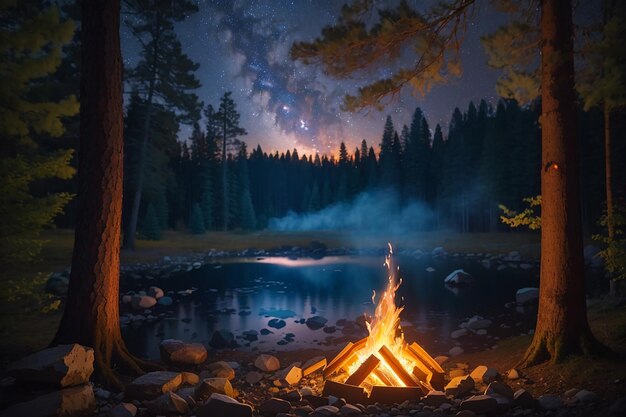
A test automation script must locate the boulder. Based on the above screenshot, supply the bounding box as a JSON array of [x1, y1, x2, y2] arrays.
[[245, 371, 263, 384], [0, 384, 95, 417], [181, 372, 199, 385], [513, 389, 535, 408], [444, 375, 474, 397], [146, 391, 189, 415], [206, 361, 235, 380], [45, 275, 69, 296], [159, 339, 207, 365], [538, 394, 563, 410], [444, 269, 474, 285], [515, 288, 539, 305], [196, 393, 253, 417], [306, 316, 328, 330], [449, 346, 465, 357], [254, 354, 281, 372], [158, 296, 173, 306], [423, 390, 448, 407], [340, 404, 362, 416], [467, 316, 492, 330], [125, 371, 182, 401], [147, 286, 164, 299], [470, 365, 498, 384], [575, 389, 599, 403], [273, 365, 302, 387], [506, 368, 519, 380], [7, 344, 94, 388], [209, 330, 238, 349], [485, 381, 514, 400], [451, 329, 468, 339], [460, 395, 497, 414], [109, 402, 137, 417], [131, 295, 157, 309], [195, 378, 235, 401], [259, 397, 292, 416]]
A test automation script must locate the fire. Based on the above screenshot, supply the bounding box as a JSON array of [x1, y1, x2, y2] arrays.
[[324, 243, 445, 396]]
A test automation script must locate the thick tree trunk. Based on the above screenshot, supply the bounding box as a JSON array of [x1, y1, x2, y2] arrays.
[[520, 0, 604, 366], [53, 0, 154, 389]]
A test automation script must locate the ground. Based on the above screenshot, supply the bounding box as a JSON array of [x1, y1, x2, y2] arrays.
[[1, 228, 624, 407]]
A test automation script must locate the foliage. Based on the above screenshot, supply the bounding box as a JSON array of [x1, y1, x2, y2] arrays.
[[141, 202, 162, 240], [188, 203, 205, 234], [593, 205, 626, 281], [499, 196, 541, 230], [0, 1, 78, 265], [0, 272, 62, 314]]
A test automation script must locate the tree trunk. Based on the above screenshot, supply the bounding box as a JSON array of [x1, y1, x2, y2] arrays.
[[520, 0, 604, 366], [604, 104, 619, 296], [53, 0, 155, 389], [222, 119, 228, 231]]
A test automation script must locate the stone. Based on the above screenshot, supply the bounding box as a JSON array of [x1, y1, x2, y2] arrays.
[[207, 361, 236, 380], [181, 372, 199, 385], [423, 391, 448, 407], [537, 394, 562, 410], [45, 274, 69, 296], [268, 318, 287, 329], [195, 378, 235, 401], [131, 294, 157, 309], [7, 344, 94, 388], [449, 346, 464, 357], [515, 288, 539, 304], [444, 376, 474, 397], [432, 247, 446, 256], [280, 389, 302, 403], [455, 411, 476, 417], [259, 398, 292, 416], [121, 294, 132, 304], [451, 329, 468, 339], [255, 354, 281, 372], [158, 296, 173, 306], [608, 397, 626, 416], [0, 384, 95, 417], [196, 393, 253, 417], [460, 395, 497, 414], [467, 316, 492, 330], [315, 405, 340, 416], [470, 365, 498, 384], [434, 355, 449, 365], [209, 330, 238, 349], [340, 404, 362, 415], [302, 356, 327, 376], [506, 368, 519, 380], [444, 269, 474, 285], [176, 387, 197, 408], [110, 402, 137, 417], [574, 389, 599, 403], [485, 381, 514, 400], [146, 391, 189, 415], [125, 371, 182, 401], [245, 371, 263, 384], [274, 365, 303, 387], [449, 369, 466, 378], [159, 339, 207, 365], [513, 389, 535, 408], [147, 286, 164, 299], [306, 316, 328, 330]]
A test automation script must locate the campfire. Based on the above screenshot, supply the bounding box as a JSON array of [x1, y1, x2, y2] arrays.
[[322, 244, 444, 403]]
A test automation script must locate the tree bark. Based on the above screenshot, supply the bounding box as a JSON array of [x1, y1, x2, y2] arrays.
[[222, 117, 228, 231], [603, 103, 619, 296], [53, 0, 155, 389], [520, 0, 604, 366]]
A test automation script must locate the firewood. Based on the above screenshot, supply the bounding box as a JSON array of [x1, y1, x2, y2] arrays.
[[302, 357, 327, 376], [323, 337, 367, 377], [345, 354, 380, 386], [378, 345, 419, 387], [369, 385, 423, 404], [322, 380, 368, 405], [372, 368, 394, 386]]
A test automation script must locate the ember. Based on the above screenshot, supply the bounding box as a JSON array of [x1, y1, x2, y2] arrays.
[[323, 244, 444, 403]]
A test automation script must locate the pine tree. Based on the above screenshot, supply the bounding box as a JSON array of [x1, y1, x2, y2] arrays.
[[141, 202, 162, 240], [188, 203, 205, 234]]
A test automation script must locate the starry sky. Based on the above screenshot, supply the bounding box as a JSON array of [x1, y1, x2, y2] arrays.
[[122, 0, 508, 156]]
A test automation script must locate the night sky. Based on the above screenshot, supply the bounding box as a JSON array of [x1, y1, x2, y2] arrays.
[[122, 0, 507, 156]]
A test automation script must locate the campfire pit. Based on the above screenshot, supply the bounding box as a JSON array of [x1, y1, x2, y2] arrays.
[[322, 245, 444, 404]]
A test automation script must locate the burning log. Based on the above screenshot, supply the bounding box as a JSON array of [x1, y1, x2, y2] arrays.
[[378, 345, 420, 388], [323, 337, 366, 377], [372, 368, 394, 386], [407, 342, 445, 390], [369, 386, 424, 404], [345, 355, 380, 386], [322, 380, 368, 405], [302, 356, 327, 377]]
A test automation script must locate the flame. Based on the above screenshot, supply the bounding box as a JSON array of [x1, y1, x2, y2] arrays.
[[346, 243, 416, 388]]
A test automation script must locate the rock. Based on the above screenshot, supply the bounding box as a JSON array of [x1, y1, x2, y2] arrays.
[[467, 316, 492, 330], [315, 405, 340, 416], [455, 411, 476, 417], [245, 371, 263, 384], [259, 398, 292, 416], [45, 274, 69, 296], [159, 339, 207, 365], [146, 391, 189, 415], [564, 388, 579, 398], [147, 286, 164, 299], [121, 294, 132, 304], [608, 397, 626, 416], [432, 247, 446, 256], [268, 318, 287, 329], [110, 402, 137, 417], [506, 368, 519, 380], [515, 288, 539, 304], [340, 404, 362, 415], [274, 365, 302, 387], [460, 395, 497, 414], [426, 266, 436, 272], [451, 329, 468, 339], [131, 294, 157, 309], [574, 389, 599, 403], [449, 369, 466, 378], [513, 389, 535, 408], [158, 296, 173, 306], [280, 389, 302, 403], [209, 330, 238, 349], [423, 390, 448, 407], [176, 387, 197, 408], [306, 316, 328, 330], [243, 329, 258, 341], [470, 365, 498, 384], [537, 394, 563, 410], [195, 378, 235, 401], [485, 381, 514, 400], [0, 384, 95, 417], [444, 269, 474, 285], [449, 346, 465, 357], [7, 344, 94, 388], [196, 393, 253, 417], [181, 372, 199, 385], [207, 361, 236, 380], [445, 375, 475, 397], [255, 354, 281, 372], [125, 371, 182, 401], [434, 356, 449, 365]]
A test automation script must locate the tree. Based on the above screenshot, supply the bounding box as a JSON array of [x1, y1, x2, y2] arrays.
[[0, 1, 78, 265], [141, 202, 162, 240], [53, 0, 153, 388], [215, 92, 247, 230], [291, 0, 604, 364], [188, 203, 205, 234], [123, 0, 201, 249]]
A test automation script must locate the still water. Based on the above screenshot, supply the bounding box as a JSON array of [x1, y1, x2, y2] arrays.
[[122, 254, 547, 359]]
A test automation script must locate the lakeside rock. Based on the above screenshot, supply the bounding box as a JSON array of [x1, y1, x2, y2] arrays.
[[125, 371, 182, 401], [159, 339, 207, 366], [0, 384, 95, 417]]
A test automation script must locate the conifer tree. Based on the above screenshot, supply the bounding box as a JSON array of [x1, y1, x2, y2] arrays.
[[188, 203, 205, 234], [141, 202, 162, 240]]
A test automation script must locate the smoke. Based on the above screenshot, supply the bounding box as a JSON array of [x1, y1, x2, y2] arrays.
[[268, 190, 434, 233]]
